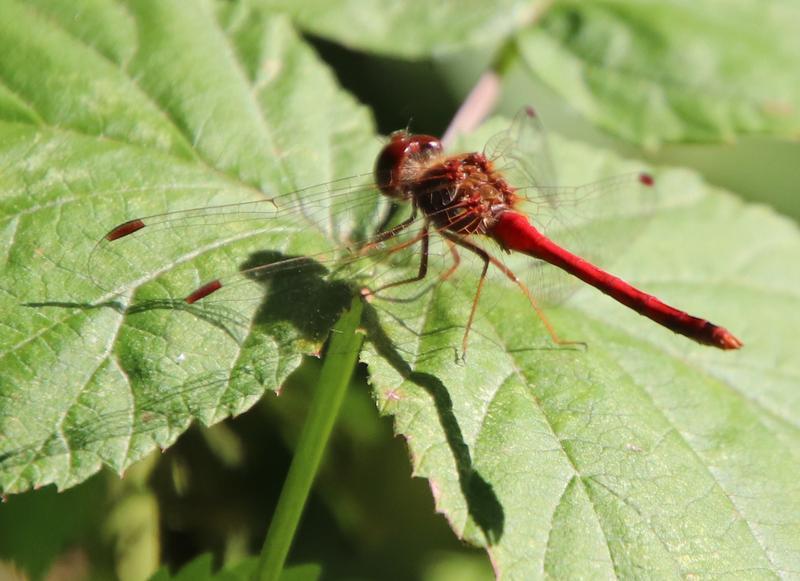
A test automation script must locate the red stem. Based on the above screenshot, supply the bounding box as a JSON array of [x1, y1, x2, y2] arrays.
[[490, 211, 742, 350]]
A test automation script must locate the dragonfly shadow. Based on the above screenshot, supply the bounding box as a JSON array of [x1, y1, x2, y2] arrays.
[[239, 250, 354, 345], [361, 303, 505, 544], [24, 298, 252, 345], [25, 248, 355, 355], [76, 251, 353, 346], [24, 299, 126, 313]]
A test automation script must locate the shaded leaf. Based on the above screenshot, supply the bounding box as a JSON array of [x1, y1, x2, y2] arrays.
[[253, 0, 546, 59], [249, 0, 800, 145]]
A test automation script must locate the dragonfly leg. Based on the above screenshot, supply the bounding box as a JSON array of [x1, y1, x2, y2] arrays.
[[368, 224, 430, 295], [360, 205, 418, 255], [443, 232, 585, 352], [465, 256, 490, 357], [381, 236, 464, 304], [438, 239, 461, 283]]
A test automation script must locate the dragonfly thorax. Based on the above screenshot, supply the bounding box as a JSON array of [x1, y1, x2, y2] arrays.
[[413, 152, 517, 236]]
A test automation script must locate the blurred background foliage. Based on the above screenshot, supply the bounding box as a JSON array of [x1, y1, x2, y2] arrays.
[[1, 0, 797, 579]]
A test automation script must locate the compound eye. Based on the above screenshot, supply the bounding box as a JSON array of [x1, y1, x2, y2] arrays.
[[374, 133, 443, 200], [418, 137, 443, 155], [374, 133, 412, 199]]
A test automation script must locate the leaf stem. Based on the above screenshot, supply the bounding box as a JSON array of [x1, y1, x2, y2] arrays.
[[254, 297, 364, 581]]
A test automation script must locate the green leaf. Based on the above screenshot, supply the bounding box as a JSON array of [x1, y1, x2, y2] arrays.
[[517, 0, 800, 146], [252, 0, 547, 59], [0, 0, 375, 494], [2, 1, 799, 578], [362, 125, 800, 576]]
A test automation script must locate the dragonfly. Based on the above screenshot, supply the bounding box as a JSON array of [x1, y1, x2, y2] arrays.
[[91, 108, 742, 355]]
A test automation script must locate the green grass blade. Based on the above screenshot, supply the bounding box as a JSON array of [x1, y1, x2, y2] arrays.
[[255, 296, 364, 581]]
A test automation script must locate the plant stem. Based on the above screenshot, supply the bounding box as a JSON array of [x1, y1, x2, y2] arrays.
[[254, 297, 364, 581], [441, 0, 554, 147]]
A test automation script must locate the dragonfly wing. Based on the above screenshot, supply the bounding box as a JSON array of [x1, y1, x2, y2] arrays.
[[87, 173, 387, 298], [513, 172, 658, 306], [484, 107, 559, 195]]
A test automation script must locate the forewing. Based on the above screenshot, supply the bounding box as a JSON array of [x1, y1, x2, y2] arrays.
[[484, 106, 559, 192], [513, 172, 658, 306], [88, 172, 386, 299]]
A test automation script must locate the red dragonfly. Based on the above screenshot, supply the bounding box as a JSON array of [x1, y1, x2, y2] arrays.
[[91, 108, 742, 354]]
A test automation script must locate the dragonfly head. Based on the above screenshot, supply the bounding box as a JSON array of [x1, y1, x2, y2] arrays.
[[375, 130, 443, 201]]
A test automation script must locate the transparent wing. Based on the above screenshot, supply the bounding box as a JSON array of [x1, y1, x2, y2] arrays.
[[510, 172, 658, 306], [484, 106, 558, 191], [87, 171, 391, 297], [484, 108, 657, 305], [86, 166, 483, 349]]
